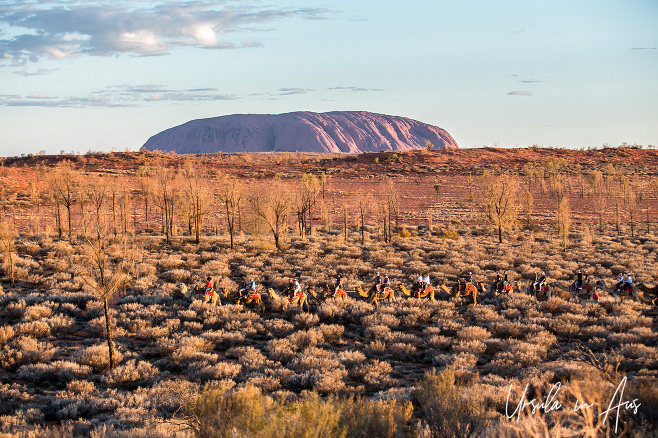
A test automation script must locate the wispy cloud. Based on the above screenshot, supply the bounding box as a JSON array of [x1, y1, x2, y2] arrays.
[[328, 86, 383, 92], [520, 80, 542, 83], [0, 84, 238, 107], [0, 1, 331, 64], [507, 90, 532, 96], [278, 87, 313, 95], [12, 67, 59, 76]]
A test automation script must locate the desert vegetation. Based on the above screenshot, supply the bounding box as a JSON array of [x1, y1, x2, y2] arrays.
[[0, 147, 656, 436]]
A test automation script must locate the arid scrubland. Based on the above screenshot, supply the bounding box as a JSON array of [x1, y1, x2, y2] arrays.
[[0, 148, 657, 437]]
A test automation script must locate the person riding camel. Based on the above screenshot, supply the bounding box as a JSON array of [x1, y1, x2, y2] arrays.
[[286, 279, 295, 299], [382, 275, 391, 292], [373, 272, 382, 292], [293, 279, 302, 297], [574, 270, 583, 290], [423, 273, 431, 292], [624, 273, 633, 292], [246, 278, 256, 297], [616, 273, 626, 293], [533, 272, 546, 292], [495, 273, 502, 291], [333, 276, 343, 296], [238, 278, 248, 298], [416, 274, 424, 293], [204, 276, 215, 295]]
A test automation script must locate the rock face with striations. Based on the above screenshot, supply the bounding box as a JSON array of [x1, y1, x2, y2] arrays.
[[141, 111, 458, 154]]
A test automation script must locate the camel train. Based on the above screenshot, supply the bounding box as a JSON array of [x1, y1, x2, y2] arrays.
[[178, 273, 657, 312]]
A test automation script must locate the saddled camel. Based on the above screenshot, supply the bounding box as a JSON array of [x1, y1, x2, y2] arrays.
[[267, 287, 309, 311], [356, 285, 395, 305], [569, 280, 595, 302], [526, 283, 553, 302], [399, 284, 435, 300], [489, 281, 515, 296], [440, 281, 480, 305], [551, 286, 572, 301], [455, 281, 482, 305], [221, 287, 264, 310], [308, 285, 348, 302], [178, 283, 220, 306], [636, 283, 657, 305], [595, 279, 639, 302]]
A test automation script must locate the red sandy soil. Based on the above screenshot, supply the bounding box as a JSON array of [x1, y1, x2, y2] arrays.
[[1, 147, 657, 231]]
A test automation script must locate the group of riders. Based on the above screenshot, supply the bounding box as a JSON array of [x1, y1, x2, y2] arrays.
[[195, 268, 636, 302]]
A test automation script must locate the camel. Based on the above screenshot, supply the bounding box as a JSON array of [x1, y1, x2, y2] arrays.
[[266, 288, 291, 312], [527, 283, 552, 302], [489, 281, 515, 297], [551, 286, 572, 301], [356, 285, 395, 305], [267, 287, 309, 311], [450, 281, 480, 305], [568, 279, 595, 302], [596, 279, 640, 302], [308, 285, 348, 301], [221, 287, 264, 310], [636, 283, 657, 305], [399, 284, 435, 300], [178, 283, 220, 306]]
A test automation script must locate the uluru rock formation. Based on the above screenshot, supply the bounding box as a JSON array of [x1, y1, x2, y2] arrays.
[[141, 111, 458, 154]]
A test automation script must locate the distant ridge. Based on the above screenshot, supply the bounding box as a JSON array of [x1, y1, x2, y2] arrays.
[[141, 111, 458, 154]]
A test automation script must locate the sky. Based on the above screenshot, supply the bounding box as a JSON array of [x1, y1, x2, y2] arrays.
[[0, 0, 657, 156]]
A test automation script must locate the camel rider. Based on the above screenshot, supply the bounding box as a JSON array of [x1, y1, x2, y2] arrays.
[[625, 273, 633, 291], [503, 270, 509, 284], [533, 272, 546, 292], [416, 274, 424, 292], [204, 276, 215, 295], [334, 276, 343, 295], [373, 272, 382, 292], [616, 274, 625, 292], [574, 270, 583, 290], [537, 272, 547, 292], [423, 273, 431, 292], [495, 273, 502, 291], [466, 272, 473, 283], [382, 275, 391, 291], [293, 280, 302, 297], [238, 278, 248, 298], [247, 278, 256, 296], [287, 279, 295, 299]]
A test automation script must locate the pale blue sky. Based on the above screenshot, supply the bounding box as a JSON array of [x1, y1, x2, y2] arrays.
[[1, 0, 656, 156]]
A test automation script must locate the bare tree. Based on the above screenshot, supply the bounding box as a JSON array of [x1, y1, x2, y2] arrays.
[[301, 173, 321, 236], [522, 190, 533, 228], [181, 162, 212, 244], [587, 170, 606, 233], [137, 171, 153, 231], [557, 197, 571, 251], [219, 175, 243, 249], [47, 161, 78, 242], [385, 179, 400, 240], [356, 194, 373, 246], [78, 234, 137, 370], [151, 161, 179, 243], [249, 183, 292, 251], [474, 171, 520, 243], [85, 176, 107, 241], [622, 178, 638, 237], [0, 222, 17, 286]]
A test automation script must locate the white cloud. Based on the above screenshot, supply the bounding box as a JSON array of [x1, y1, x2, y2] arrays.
[[507, 91, 533, 96], [0, 83, 238, 107], [0, 1, 331, 63]]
